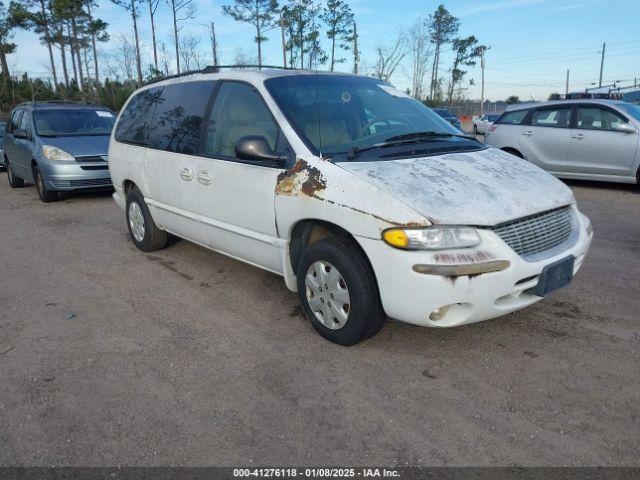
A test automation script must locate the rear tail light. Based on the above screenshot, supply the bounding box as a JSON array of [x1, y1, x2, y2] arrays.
[[489, 125, 498, 133]]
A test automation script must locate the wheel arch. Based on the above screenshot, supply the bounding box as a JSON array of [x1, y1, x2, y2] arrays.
[[501, 147, 524, 159], [287, 219, 380, 295]]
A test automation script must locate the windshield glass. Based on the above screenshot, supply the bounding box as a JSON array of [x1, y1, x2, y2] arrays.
[[620, 103, 640, 123], [265, 75, 459, 156], [0, 124, 4, 146], [433, 109, 452, 117], [34, 109, 115, 137], [487, 114, 500, 122]]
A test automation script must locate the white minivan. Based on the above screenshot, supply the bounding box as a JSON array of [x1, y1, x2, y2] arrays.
[[108, 69, 593, 345]]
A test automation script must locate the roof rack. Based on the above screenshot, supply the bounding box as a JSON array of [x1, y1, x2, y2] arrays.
[[144, 64, 300, 86]]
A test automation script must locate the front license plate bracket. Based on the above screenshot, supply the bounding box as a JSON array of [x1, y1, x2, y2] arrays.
[[530, 256, 575, 297]]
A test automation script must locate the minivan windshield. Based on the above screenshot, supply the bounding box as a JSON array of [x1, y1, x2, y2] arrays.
[[34, 109, 115, 137], [265, 75, 459, 157]]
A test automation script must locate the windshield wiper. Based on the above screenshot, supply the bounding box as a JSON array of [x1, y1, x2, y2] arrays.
[[345, 131, 475, 160], [385, 131, 475, 142]]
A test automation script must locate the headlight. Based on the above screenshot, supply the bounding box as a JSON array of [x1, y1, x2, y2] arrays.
[[42, 145, 74, 161], [383, 226, 481, 250]]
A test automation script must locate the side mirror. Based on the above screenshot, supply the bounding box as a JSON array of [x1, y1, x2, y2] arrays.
[[13, 128, 27, 140], [615, 123, 637, 134], [235, 135, 286, 164]]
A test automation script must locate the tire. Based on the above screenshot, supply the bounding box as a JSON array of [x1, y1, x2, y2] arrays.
[[6, 158, 24, 188], [126, 187, 168, 252], [503, 148, 524, 159], [296, 237, 386, 346], [34, 164, 58, 203], [473, 125, 478, 135]]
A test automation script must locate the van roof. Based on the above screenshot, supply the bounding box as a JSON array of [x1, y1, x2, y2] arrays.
[[505, 98, 628, 112]]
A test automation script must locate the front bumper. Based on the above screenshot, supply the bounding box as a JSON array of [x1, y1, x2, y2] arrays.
[[39, 160, 112, 191], [358, 210, 593, 327]]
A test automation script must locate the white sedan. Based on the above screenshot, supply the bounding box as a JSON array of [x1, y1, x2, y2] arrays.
[[473, 113, 501, 135]]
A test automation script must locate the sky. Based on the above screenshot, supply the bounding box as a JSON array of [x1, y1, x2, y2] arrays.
[[9, 0, 640, 101]]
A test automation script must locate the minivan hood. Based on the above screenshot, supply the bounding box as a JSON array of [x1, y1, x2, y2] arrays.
[[337, 147, 575, 226], [39, 135, 110, 158]]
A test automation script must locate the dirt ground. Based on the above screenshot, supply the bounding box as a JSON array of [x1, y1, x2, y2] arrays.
[[0, 175, 638, 467]]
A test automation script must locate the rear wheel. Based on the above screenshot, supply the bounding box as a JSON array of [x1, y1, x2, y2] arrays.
[[126, 187, 168, 252], [473, 125, 478, 135], [34, 164, 58, 202], [296, 237, 386, 346], [6, 158, 24, 188]]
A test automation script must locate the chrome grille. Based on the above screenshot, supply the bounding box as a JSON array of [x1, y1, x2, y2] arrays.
[[490, 206, 574, 258]]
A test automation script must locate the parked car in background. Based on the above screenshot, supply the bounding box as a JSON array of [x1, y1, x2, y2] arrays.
[[432, 108, 462, 130], [0, 121, 6, 170], [485, 99, 640, 184], [473, 113, 501, 135], [3, 102, 115, 202], [109, 69, 592, 346]]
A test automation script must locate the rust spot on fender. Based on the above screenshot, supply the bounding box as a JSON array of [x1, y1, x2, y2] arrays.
[[276, 159, 327, 197]]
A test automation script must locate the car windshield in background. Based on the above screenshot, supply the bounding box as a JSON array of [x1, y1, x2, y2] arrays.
[[620, 103, 640, 123], [487, 114, 500, 122], [34, 109, 115, 137], [265, 75, 459, 158], [433, 109, 453, 117], [0, 124, 5, 147]]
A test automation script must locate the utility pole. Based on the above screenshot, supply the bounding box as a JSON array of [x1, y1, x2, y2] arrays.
[[209, 22, 219, 66], [280, 12, 287, 69], [565, 69, 570, 97], [480, 50, 486, 116], [599, 42, 606, 88], [353, 22, 359, 75]]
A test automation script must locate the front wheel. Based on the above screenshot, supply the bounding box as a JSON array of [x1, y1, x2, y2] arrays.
[[296, 237, 386, 346], [6, 159, 24, 188], [34, 165, 58, 202], [126, 188, 168, 252]]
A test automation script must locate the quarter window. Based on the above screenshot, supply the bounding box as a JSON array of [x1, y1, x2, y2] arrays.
[[204, 82, 280, 158], [9, 109, 23, 133], [148, 81, 215, 154], [576, 107, 628, 131], [114, 87, 163, 146], [18, 111, 33, 139], [497, 110, 528, 125], [531, 108, 571, 128]]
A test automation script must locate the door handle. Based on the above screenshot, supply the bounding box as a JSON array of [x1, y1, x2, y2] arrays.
[[197, 170, 213, 185], [179, 167, 194, 181], [522, 131, 535, 136], [572, 133, 585, 140]]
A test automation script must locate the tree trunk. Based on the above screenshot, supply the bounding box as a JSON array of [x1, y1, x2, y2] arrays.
[[39, 0, 58, 88], [172, 1, 180, 74], [71, 17, 84, 93], [131, 0, 143, 84], [59, 36, 70, 88], [68, 24, 79, 87], [257, 23, 262, 68], [0, 47, 10, 79], [148, 0, 158, 71], [87, 2, 100, 98]]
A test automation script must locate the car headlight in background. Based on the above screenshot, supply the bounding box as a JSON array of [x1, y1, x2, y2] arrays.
[[42, 145, 75, 161], [383, 226, 481, 250]]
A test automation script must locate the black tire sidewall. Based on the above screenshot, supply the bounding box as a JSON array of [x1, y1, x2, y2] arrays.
[[6, 159, 23, 188], [34, 165, 56, 202], [296, 237, 384, 346]]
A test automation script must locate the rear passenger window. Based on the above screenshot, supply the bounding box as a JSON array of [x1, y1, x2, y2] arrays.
[[148, 81, 215, 154], [531, 108, 571, 128], [497, 110, 528, 125], [576, 107, 627, 131], [114, 87, 163, 146], [204, 82, 280, 158]]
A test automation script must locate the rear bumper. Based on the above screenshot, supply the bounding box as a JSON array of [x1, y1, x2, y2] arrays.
[[39, 160, 112, 190], [357, 210, 593, 327]]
